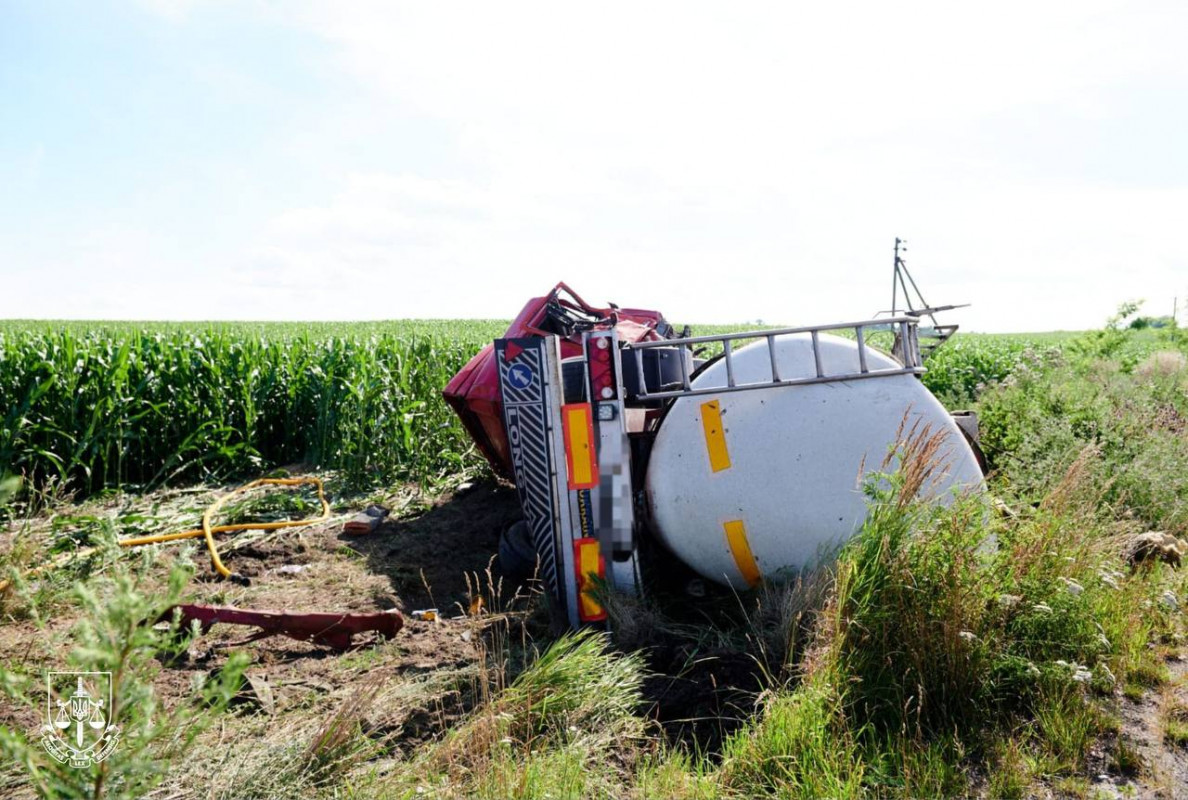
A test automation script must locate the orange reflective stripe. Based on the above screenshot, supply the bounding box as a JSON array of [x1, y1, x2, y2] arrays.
[[574, 537, 607, 621]]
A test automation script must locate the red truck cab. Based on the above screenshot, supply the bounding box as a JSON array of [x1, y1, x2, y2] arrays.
[[442, 283, 670, 478]]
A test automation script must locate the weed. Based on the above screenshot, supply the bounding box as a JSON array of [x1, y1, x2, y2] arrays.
[[718, 681, 865, 799], [0, 559, 247, 800], [1033, 685, 1100, 775], [388, 630, 647, 798], [985, 737, 1031, 800], [1112, 735, 1144, 775], [301, 673, 386, 785], [1161, 693, 1188, 748]]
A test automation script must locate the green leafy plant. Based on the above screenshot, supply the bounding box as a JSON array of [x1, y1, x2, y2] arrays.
[[0, 560, 247, 800]]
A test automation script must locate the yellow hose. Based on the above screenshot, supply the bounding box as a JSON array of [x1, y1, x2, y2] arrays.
[[0, 476, 330, 590]]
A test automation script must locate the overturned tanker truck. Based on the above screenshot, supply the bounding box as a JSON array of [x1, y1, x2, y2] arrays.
[[444, 251, 984, 627]]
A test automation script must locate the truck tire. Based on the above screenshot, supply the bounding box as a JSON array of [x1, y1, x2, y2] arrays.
[[498, 520, 537, 580]]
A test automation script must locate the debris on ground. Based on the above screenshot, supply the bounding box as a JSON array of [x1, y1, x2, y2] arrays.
[[169, 603, 404, 650], [992, 496, 1019, 518], [1125, 532, 1184, 569], [243, 673, 277, 715], [343, 504, 391, 535]]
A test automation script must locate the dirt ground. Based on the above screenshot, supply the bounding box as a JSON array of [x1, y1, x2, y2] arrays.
[[2, 477, 1185, 798], [1108, 653, 1188, 798], [0, 476, 775, 796], [0, 479, 528, 792]]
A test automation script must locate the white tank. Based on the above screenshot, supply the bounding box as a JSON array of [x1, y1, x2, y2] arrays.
[[644, 332, 984, 589]]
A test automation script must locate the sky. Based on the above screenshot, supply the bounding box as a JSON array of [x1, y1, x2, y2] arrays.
[[1, 1, 1186, 332]]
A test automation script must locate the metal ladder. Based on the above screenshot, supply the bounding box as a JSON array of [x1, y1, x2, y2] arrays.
[[621, 316, 926, 402]]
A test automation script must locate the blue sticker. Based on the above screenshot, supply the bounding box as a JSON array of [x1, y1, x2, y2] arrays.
[[507, 363, 534, 389]]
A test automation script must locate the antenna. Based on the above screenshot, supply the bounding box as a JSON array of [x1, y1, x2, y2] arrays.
[[885, 238, 968, 359], [891, 237, 938, 325]]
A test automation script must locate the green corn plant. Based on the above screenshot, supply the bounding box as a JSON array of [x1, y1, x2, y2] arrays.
[[0, 322, 497, 499]]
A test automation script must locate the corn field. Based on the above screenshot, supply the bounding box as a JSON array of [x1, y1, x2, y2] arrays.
[[0, 322, 509, 495], [0, 320, 1067, 498]]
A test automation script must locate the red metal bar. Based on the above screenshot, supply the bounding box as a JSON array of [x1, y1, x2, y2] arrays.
[[169, 604, 404, 650]]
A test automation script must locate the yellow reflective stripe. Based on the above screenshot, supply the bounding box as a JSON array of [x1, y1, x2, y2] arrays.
[[699, 400, 731, 472], [723, 520, 761, 586]]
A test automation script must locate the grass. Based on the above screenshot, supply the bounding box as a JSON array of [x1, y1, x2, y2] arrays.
[[1, 309, 1186, 798], [703, 420, 1183, 798], [388, 630, 649, 799], [1162, 691, 1188, 748]]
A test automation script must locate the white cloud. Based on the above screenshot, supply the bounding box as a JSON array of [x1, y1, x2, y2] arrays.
[[215, 0, 1184, 329], [18, 1, 1185, 328]]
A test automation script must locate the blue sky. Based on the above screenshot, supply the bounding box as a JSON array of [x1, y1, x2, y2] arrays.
[[2, 1, 1186, 331]]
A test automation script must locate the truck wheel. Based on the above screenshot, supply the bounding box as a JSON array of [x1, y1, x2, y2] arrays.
[[498, 520, 537, 580]]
